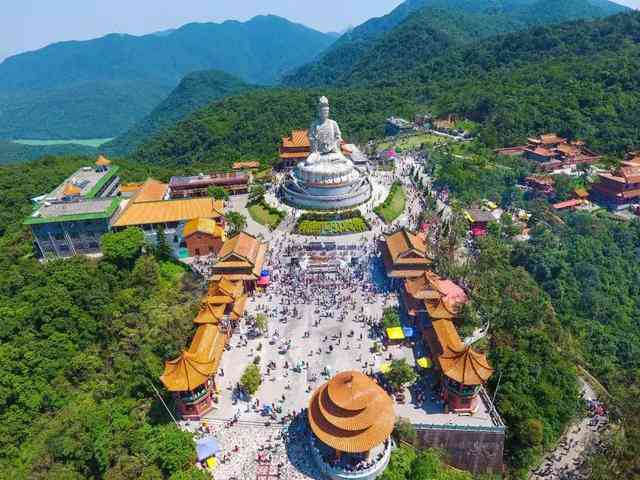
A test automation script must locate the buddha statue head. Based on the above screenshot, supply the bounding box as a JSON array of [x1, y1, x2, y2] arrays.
[[318, 96, 330, 122]]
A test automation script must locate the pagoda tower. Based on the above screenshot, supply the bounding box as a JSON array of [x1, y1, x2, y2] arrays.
[[307, 371, 395, 480]]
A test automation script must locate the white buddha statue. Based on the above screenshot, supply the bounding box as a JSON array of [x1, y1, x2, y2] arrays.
[[305, 96, 350, 166], [281, 96, 372, 209]]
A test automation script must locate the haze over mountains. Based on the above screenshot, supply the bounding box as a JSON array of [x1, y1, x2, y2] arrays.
[[0, 0, 630, 155], [0, 15, 335, 140]]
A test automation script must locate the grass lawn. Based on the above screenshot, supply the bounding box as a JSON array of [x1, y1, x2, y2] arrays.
[[248, 203, 283, 229], [375, 184, 406, 224], [378, 133, 447, 153]]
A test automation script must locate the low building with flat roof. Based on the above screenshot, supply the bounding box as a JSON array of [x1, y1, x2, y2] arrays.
[[169, 172, 250, 198], [24, 157, 121, 258]]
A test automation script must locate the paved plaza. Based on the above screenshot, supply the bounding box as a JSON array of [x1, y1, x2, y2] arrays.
[[184, 154, 500, 479]]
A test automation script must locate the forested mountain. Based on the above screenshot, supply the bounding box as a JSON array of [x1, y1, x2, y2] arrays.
[[104, 70, 254, 155], [0, 141, 98, 166], [0, 15, 335, 140], [0, 80, 169, 140], [401, 11, 640, 152], [131, 88, 419, 171], [282, 0, 628, 87], [132, 10, 640, 170]]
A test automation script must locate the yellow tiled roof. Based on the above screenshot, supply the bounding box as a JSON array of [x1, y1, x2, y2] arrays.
[[132, 179, 169, 203], [183, 217, 225, 239], [113, 197, 224, 227]]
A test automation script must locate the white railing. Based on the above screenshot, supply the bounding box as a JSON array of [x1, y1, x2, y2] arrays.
[[311, 438, 393, 480]]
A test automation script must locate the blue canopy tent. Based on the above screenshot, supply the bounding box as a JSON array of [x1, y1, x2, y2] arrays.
[[402, 327, 415, 338], [196, 437, 222, 462]]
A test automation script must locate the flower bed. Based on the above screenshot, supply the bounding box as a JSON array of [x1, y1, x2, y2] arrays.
[[295, 210, 370, 236]]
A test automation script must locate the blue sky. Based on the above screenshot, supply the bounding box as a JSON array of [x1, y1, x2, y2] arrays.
[[0, 0, 405, 61], [1, 0, 637, 62]]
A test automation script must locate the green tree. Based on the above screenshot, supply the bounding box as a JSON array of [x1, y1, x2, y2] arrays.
[[240, 364, 262, 395], [142, 424, 196, 476], [208, 186, 229, 201], [385, 359, 417, 391], [248, 184, 266, 204], [393, 418, 418, 446], [254, 313, 268, 334], [131, 255, 160, 289], [155, 225, 173, 260], [101, 227, 146, 267], [382, 307, 401, 329], [379, 445, 416, 480], [226, 211, 247, 236], [410, 449, 472, 480]]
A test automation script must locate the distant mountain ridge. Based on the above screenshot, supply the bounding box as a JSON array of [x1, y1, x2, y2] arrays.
[[282, 0, 628, 87], [104, 70, 254, 155], [0, 15, 335, 140]]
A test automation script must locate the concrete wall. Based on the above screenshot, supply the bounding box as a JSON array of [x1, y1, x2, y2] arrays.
[[416, 427, 504, 474]]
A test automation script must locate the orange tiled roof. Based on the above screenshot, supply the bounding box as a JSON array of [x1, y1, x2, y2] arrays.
[[213, 233, 267, 279], [439, 346, 493, 385], [160, 323, 227, 391], [431, 319, 463, 352], [384, 229, 429, 262], [95, 155, 111, 166], [279, 151, 310, 160], [553, 199, 583, 210], [531, 147, 556, 157], [428, 298, 457, 320], [119, 182, 145, 193], [183, 217, 225, 239], [62, 183, 82, 196], [132, 179, 169, 203], [539, 133, 566, 145], [113, 197, 224, 227], [308, 371, 395, 453], [159, 351, 216, 392], [232, 161, 260, 170], [282, 129, 310, 148]]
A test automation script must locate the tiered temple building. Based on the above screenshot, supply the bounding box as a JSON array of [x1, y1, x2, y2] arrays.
[[592, 156, 640, 209], [278, 130, 311, 169], [211, 232, 268, 292], [160, 273, 249, 419], [381, 229, 494, 414], [381, 229, 433, 279], [112, 178, 226, 257], [308, 371, 395, 480], [496, 133, 600, 171]]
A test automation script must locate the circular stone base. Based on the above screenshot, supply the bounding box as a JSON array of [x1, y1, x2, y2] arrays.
[[281, 175, 372, 211]]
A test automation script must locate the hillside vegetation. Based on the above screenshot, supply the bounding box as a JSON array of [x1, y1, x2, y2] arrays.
[[0, 156, 208, 479], [132, 11, 640, 169], [0, 15, 335, 140], [282, 0, 627, 87], [105, 70, 254, 155], [132, 87, 420, 170]]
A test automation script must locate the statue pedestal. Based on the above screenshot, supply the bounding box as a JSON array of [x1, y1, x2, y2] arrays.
[[282, 157, 372, 210]]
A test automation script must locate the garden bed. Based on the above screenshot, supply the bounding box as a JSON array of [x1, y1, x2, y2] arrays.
[[294, 210, 370, 236]]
